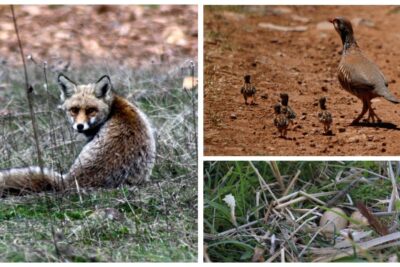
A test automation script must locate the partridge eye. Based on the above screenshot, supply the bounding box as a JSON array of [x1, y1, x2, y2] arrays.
[[70, 107, 80, 114]]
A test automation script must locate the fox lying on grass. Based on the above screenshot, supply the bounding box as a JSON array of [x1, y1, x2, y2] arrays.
[[0, 74, 156, 195]]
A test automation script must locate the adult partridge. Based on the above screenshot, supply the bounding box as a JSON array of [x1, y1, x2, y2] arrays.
[[330, 17, 400, 124], [318, 97, 333, 134], [240, 75, 256, 105]]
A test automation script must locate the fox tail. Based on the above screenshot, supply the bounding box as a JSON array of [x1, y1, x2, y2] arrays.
[[0, 167, 64, 196]]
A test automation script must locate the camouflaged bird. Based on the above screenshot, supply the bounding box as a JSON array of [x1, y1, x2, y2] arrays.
[[240, 75, 256, 105], [280, 93, 296, 122], [318, 97, 333, 135], [274, 103, 289, 138]]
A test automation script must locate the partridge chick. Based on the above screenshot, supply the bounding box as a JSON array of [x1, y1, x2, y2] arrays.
[[318, 97, 333, 135], [330, 17, 400, 124], [280, 93, 296, 122], [274, 103, 289, 138], [240, 75, 256, 105]]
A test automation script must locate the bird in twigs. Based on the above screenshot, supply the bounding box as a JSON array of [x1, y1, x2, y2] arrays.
[[240, 74, 257, 105], [318, 97, 333, 135], [273, 103, 289, 138], [330, 17, 400, 125]]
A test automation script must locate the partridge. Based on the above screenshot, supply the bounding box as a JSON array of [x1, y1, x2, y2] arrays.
[[330, 17, 400, 124], [274, 103, 289, 138], [240, 74, 256, 105], [280, 93, 296, 122], [318, 97, 333, 135]]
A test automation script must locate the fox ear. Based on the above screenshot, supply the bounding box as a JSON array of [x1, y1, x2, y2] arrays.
[[94, 75, 112, 99], [58, 74, 76, 100]]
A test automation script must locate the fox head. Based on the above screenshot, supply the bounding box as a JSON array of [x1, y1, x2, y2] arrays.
[[58, 74, 114, 133]]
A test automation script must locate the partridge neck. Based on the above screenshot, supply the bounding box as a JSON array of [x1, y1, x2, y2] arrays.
[[341, 32, 358, 52]]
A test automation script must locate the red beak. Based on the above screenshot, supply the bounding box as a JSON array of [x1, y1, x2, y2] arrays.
[[328, 18, 335, 23]]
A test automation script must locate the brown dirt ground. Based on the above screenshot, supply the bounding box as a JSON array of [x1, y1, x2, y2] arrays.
[[204, 5, 400, 156], [0, 5, 197, 68]]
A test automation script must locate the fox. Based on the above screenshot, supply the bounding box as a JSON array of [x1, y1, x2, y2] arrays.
[[0, 74, 156, 195]]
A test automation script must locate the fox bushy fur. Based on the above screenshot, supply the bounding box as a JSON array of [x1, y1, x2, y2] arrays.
[[0, 74, 156, 195]]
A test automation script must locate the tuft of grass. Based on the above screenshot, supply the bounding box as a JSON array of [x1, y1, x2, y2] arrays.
[[0, 59, 197, 262]]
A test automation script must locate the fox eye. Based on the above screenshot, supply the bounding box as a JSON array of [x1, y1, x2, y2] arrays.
[[70, 107, 80, 114], [86, 108, 98, 115]]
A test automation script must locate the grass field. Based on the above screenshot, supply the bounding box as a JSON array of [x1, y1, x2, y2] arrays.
[[0, 59, 198, 262], [204, 161, 400, 262]]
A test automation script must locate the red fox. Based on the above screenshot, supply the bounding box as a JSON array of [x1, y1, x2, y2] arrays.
[[0, 74, 156, 195]]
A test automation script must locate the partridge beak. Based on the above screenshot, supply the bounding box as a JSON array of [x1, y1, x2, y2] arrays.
[[328, 18, 335, 23]]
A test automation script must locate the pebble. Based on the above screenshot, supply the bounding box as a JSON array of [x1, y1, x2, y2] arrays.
[[316, 21, 333, 31]]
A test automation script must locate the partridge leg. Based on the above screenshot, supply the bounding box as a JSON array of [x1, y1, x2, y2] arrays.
[[367, 101, 382, 123], [244, 95, 248, 105], [351, 100, 368, 125]]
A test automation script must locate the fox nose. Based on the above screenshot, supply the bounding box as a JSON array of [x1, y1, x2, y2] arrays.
[[76, 124, 84, 131]]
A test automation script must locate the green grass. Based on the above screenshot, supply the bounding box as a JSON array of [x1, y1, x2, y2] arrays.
[[0, 60, 197, 262], [204, 161, 400, 262]]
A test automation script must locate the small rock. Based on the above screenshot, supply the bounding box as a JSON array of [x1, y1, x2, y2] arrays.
[[338, 128, 346, 133], [271, 6, 292, 15], [261, 94, 268, 99], [316, 21, 333, 31], [348, 136, 359, 143], [276, 51, 286, 57], [367, 135, 374, 141], [352, 17, 375, 28], [230, 113, 237, 119], [321, 86, 328, 92], [258, 22, 308, 32], [348, 134, 367, 143], [301, 115, 307, 120], [382, 142, 387, 147], [291, 14, 310, 23], [310, 143, 316, 148]]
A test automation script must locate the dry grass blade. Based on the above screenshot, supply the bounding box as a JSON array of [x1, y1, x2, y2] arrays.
[[267, 161, 285, 192], [313, 232, 400, 262], [283, 169, 300, 196], [249, 161, 278, 202], [10, 5, 44, 175], [387, 161, 400, 212]]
